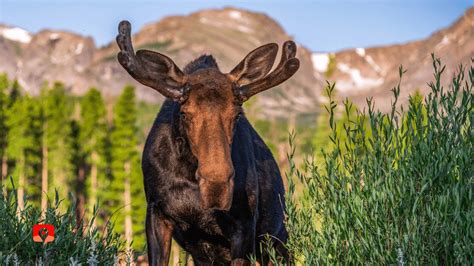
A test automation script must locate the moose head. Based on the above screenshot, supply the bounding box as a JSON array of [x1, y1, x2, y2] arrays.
[[117, 21, 299, 210]]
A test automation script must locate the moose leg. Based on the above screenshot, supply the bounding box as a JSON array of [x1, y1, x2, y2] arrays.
[[230, 223, 256, 266], [146, 203, 173, 266]]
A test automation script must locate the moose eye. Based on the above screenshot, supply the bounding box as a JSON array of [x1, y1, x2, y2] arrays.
[[180, 112, 187, 120]]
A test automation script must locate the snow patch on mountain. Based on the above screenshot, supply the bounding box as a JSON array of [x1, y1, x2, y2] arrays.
[[50, 33, 60, 40], [0, 27, 32, 43], [355, 48, 365, 57], [229, 10, 242, 19], [75, 42, 84, 55], [365, 55, 383, 74], [435, 35, 450, 49], [337, 63, 384, 92], [237, 25, 253, 33], [311, 53, 330, 72]]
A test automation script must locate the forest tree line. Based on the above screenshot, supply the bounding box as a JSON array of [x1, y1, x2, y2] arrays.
[[0, 72, 362, 252], [0, 73, 146, 249]]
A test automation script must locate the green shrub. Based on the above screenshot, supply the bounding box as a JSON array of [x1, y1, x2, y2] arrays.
[[284, 56, 473, 264], [0, 181, 125, 265]]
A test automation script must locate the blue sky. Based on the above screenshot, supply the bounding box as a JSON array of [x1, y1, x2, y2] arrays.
[[0, 0, 471, 52]]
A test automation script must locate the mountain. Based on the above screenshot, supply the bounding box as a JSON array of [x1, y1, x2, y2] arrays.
[[312, 7, 473, 112], [0, 8, 319, 119], [1, 7, 472, 118]]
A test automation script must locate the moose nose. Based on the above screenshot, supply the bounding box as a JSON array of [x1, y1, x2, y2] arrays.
[[196, 168, 234, 183], [197, 170, 235, 211]]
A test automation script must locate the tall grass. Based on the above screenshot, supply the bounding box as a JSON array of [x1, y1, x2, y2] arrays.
[[0, 180, 125, 265], [284, 56, 473, 264]]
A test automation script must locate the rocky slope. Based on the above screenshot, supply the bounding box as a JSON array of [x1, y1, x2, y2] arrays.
[[1, 7, 472, 118], [312, 7, 473, 112], [0, 8, 319, 119]]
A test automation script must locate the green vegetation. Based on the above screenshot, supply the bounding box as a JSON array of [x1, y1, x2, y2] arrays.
[[0, 74, 10, 191], [0, 181, 124, 265], [0, 80, 147, 252], [325, 53, 337, 78], [108, 86, 146, 249], [5, 93, 42, 210], [0, 56, 471, 264], [281, 57, 473, 264], [40, 82, 74, 207]]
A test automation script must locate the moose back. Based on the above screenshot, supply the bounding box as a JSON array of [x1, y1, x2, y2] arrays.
[[116, 20, 299, 265]]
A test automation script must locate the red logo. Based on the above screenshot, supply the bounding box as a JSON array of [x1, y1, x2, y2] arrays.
[[32, 224, 55, 243]]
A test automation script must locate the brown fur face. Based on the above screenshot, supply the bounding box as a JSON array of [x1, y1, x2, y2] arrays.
[[180, 69, 242, 210], [117, 21, 299, 211]]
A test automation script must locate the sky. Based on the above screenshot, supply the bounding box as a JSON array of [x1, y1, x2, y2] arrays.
[[0, 0, 471, 52]]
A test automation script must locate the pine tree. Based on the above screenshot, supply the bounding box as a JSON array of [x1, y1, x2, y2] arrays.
[[130, 153, 146, 250], [78, 88, 107, 224], [40, 82, 73, 212], [108, 86, 145, 249], [69, 119, 84, 223], [25, 97, 43, 207], [6, 95, 42, 210], [1, 79, 21, 196], [8, 80, 21, 105], [0, 74, 9, 187]]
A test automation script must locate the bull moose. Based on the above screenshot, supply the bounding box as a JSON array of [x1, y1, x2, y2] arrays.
[[116, 20, 300, 265]]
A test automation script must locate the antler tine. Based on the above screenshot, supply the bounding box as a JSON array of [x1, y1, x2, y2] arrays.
[[116, 20, 185, 100], [117, 21, 134, 53], [238, 41, 300, 101], [276, 41, 297, 69], [116, 20, 143, 78], [116, 20, 156, 80]]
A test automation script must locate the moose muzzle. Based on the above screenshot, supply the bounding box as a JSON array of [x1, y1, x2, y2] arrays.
[[197, 170, 234, 211]]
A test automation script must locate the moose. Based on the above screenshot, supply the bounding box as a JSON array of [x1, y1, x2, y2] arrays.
[[116, 20, 299, 265]]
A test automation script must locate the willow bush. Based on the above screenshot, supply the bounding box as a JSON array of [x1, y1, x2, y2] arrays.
[[284, 56, 473, 264], [0, 181, 125, 265]]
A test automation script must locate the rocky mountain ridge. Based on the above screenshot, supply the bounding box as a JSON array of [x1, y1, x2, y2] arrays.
[[312, 7, 473, 112], [0, 7, 472, 118], [0, 8, 319, 119]]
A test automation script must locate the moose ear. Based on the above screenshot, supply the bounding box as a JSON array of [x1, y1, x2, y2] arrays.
[[135, 50, 185, 88], [229, 43, 278, 85]]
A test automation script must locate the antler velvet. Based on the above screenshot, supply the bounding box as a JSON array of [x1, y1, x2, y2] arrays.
[[236, 41, 300, 102], [116, 20, 186, 100]]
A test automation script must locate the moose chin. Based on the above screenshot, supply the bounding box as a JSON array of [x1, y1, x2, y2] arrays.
[[116, 20, 299, 265]]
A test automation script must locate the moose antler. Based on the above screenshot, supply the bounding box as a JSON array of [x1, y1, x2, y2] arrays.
[[236, 41, 300, 102], [116, 20, 186, 100]]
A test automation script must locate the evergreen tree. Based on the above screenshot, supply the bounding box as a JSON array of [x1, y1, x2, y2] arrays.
[[25, 97, 43, 207], [8, 80, 21, 106], [108, 86, 145, 249], [2, 79, 22, 195], [0, 74, 9, 187], [6, 95, 42, 210], [78, 88, 107, 224], [40, 82, 73, 211], [69, 119, 84, 223]]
